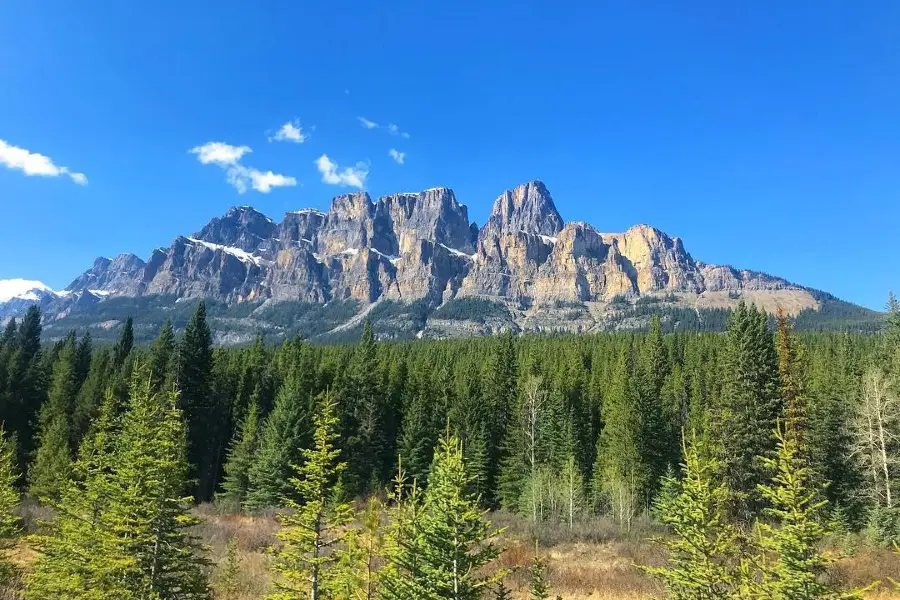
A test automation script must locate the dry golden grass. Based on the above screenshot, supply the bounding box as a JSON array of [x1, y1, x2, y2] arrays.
[[9, 501, 900, 599]]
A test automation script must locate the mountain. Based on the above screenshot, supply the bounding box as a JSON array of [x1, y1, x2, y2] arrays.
[[0, 181, 881, 343]]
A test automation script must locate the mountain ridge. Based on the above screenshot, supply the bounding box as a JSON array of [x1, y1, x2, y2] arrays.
[[0, 180, 882, 342]]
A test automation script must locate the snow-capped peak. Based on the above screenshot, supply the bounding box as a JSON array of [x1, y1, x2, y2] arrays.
[[0, 279, 54, 303]]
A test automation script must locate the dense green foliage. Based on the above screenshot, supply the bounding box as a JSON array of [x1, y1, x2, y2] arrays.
[[0, 292, 895, 598]]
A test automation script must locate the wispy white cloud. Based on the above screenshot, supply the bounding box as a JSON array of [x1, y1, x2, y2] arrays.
[[315, 154, 368, 189], [270, 119, 307, 143], [388, 149, 405, 165], [0, 139, 88, 185], [387, 123, 410, 139], [190, 141, 251, 166], [190, 141, 296, 194], [357, 116, 379, 129]]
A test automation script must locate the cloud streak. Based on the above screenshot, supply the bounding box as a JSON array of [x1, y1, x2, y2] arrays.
[[190, 141, 296, 194], [388, 149, 405, 165], [0, 139, 88, 185], [270, 120, 308, 143], [315, 154, 369, 189], [357, 116, 379, 129]]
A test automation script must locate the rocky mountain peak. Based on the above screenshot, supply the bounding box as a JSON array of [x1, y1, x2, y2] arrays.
[[195, 205, 276, 252], [486, 180, 564, 237]]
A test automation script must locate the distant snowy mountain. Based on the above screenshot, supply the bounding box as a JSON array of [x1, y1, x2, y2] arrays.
[[0, 279, 102, 322]]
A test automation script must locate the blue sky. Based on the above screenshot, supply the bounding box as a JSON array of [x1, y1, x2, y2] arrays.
[[1, 1, 897, 309]]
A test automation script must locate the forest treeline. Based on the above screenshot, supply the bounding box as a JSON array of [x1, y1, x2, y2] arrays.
[[0, 295, 897, 598]]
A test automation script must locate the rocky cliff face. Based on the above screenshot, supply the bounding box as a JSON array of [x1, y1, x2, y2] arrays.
[[59, 180, 810, 314]]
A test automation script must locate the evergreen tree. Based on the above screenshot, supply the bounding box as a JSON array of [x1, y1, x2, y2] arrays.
[[26, 390, 134, 599], [776, 311, 809, 444], [112, 316, 134, 371], [177, 301, 218, 499], [753, 424, 866, 600], [73, 331, 93, 391], [28, 334, 77, 500], [3, 305, 43, 468], [267, 392, 354, 600], [380, 462, 431, 600], [637, 315, 669, 495], [596, 345, 647, 528], [71, 347, 112, 445], [244, 373, 311, 511], [484, 332, 518, 508], [214, 537, 242, 599], [342, 321, 389, 494], [111, 366, 210, 599], [331, 498, 384, 600], [217, 398, 260, 512], [712, 302, 780, 521], [645, 435, 747, 600], [149, 320, 177, 394], [398, 378, 438, 487], [416, 430, 503, 599], [0, 428, 20, 591], [528, 548, 551, 600]]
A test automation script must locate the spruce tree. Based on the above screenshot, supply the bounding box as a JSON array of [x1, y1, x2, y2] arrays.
[[380, 462, 431, 600], [4, 305, 43, 468], [0, 428, 20, 590], [484, 332, 518, 508], [645, 434, 747, 600], [596, 345, 647, 529], [712, 302, 780, 521], [112, 316, 134, 371], [528, 548, 551, 600], [754, 424, 867, 600], [637, 315, 669, 495], [217, 398, 260, 512], [245, 372, 311, 511], [110, 366, 210, 599], [25, 390, 135, 599], [267, 392, 354, 600], [28, 334, 77, 501], [331, 497, 384, 600], [342, 321, 388, 494], [149, 319, 177, 394], [416, 430, 503, 599], [177, 301, 217, 499]]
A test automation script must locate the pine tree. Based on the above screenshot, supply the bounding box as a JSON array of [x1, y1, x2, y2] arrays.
[[342, 321, 388, 494], [331, 497, 384, 600], [245, 373, 311, 511], [177, 301, 217, 499], [712, 302, 780, 521], [644, 434, 747, 600], [399, 379, 438, 487], [0, 428, 20, 590], [753, 424, 867, 600], [149, 320, 177, 394], [110, 366, 211, 599], [214, 537, 242, 599], [112, 316, 134, 371], [267, 392, 354, 600], [637, 315, 669, 495], [3, 305, 43, 469], [484, 332, 518, 508], [380, 462, 431, 600], [416, 430, 504, 599], [28, 334, 77, 501], [73, 331, 93, 391], [492, 581, 514, 600], [217, 398, 260, 512], [776, 310, 809, 444], [25, 390, 135, 599], [528, 548, 551, 600], [596, 345, 647, 529]]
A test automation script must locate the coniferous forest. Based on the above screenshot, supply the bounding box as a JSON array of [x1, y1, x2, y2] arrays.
[[0, 296, 898, 599]]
